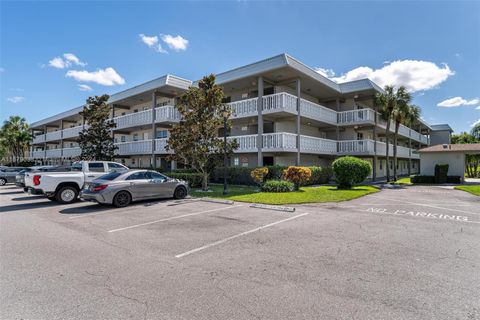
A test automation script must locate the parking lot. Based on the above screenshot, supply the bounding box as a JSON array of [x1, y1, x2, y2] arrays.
[[1, 184, 479, 319]]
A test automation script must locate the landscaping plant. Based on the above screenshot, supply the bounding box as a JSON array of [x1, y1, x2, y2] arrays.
[[283, 166, 312, 190], [332, 156, 371, 189], [434, 164, 449, 184], [250, 167, 269, 186], [261, 180, 294, 192]]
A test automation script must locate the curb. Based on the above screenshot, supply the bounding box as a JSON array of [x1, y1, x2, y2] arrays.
[[250, 203, 296, 212], [199, 198, 235, 205]]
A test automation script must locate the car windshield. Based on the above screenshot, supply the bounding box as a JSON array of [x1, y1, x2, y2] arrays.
[[97, 172, 122, 181], [71, 163, 83, 171]]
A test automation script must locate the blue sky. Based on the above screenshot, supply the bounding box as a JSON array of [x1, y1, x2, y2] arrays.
[[1, 1, 479, 132]]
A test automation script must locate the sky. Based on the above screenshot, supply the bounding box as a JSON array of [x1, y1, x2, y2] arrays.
[[1, 1, 479, 133]]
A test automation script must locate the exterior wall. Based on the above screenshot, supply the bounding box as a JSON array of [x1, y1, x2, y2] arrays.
[[420, 152, 465, 176], [430, 130, 451, 145]]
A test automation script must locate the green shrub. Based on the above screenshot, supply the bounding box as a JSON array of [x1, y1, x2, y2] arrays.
[[434, 164, 449, 183], [211, 167, 255, 185], [283, 166, 312, 190], [446, 176, 461, 184], [261, 180, 294, 192], [332, 156, 371, 189], [168, 172, 203, 188], [307, 166, 333, 185], [171, 168, 198, 174], [265, 165, 288, 180]]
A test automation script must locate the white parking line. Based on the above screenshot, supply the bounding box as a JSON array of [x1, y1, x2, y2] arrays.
[[175, 211, 311, 258], [368, 195, 480, 216], [108, 205, 245, 233]]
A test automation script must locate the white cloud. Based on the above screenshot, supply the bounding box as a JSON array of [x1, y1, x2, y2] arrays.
[[7, 96, 26, 103], [139, 34, 167, 53], [471, 119, 480, 127], [161, 34, 188, 51], [476, 106, 480, 110], [65, 67, 125, 86], [48, 53, 86, 69], [314, 67, 335, 78], [77, 84, 93, 91], [437, 96, 480, 107], [323, 60, 454, 93]]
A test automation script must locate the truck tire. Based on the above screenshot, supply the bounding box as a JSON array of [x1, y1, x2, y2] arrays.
[[55, 186, 79, 204], [113, 191, 131, 208]]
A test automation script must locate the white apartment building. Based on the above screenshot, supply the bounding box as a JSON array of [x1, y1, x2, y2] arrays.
[[29, 54, 452, 181]]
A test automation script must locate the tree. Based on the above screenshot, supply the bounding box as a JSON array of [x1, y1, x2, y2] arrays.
[[403, 104, 421, 176], [376, 85, 398, 182], [78, 94, 116, 160], [471, 122, 480, 140], [451, 131, 480, 178], [0, 116, 32, 165], [166, 74, 238, 191], [390, 87, 412, 180]]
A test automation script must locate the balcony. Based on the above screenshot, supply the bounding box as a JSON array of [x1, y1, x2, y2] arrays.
[[338, 139, 419, 159], [229, 132, 298, 153], [45, 131, 62, 141], [114, 138, 173, 156], [31, 150, 45, 158], [46, 149, 62, 158], [113, 105, 179, 130], [33, 134, 46, 144], [337, 109, 375, 125], [63, 147, 81, 158], [300, 135, 337, 154], [62, 126, 84, 139]]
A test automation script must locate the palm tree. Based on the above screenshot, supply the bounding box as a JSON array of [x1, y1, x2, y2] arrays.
[[403, 105, 421, 176], [375, 85, 397, 182], [391, 87, 412, 181], [0, 116, 31, 165]]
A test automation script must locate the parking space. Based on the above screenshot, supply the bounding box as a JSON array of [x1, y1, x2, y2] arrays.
[[1, 185, 479, 319]]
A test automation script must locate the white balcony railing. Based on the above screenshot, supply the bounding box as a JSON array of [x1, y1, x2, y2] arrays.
[[300, 136, 337, 154], [337, 109, 375, 125], [62, 147, 81, 158], [155, 105, 181, 123], [62, 126, 84, 139], [31, 150, 45, 158], [33, 134, 46, 144], [228, 132, 298, 152], [46, 149, 62, 158], [229, 97, 258, 118], [113, 105, 179, 130], [300, 98, 337, 124], [338, 140, 375, 154], [115, 140, 152, 156], [45, 131, 62, 141], [154, 138, 173, 154], [263, 92, 297, 113]]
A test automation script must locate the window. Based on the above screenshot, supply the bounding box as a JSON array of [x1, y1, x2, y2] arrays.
[[69, 143, 74, 148], [222, 96, 232, 103], [71, 162, 83, 171], [234, 157, 239, 166], [357, 132, 364, 140], [143, 132, 149, 140], [121, 136, 126, 142], [121, 112, 126, 116], [126, 171, 148, 180], [133, 134, 138, 141], [156, 130, 168, 139], [98, 172, 122, 181], [88, 162, 105, 172], [133, 109, 138, 113], [132, 158, 136, 165], [147, 171, 166, 181], [108, 163, 127, 172]]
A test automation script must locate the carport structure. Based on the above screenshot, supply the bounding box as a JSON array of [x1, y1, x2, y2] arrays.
[[418, 143, 480, 180]]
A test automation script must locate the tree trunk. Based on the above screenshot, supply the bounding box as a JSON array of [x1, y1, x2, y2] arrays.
[[393, 122, 400, 181], [202, 172, 209, 191], [385, 119, 391, 182]]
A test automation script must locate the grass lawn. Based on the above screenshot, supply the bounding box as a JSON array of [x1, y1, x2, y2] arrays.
[[191, 184, 379, 205], [454, 185, 480, 196], [392, 177, 412, 185]]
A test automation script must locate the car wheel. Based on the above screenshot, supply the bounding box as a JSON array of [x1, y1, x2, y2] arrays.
[[113, 191, 131, 208], [174, 186, 187, 199], [55, 186, 79, 204], [0, 178, 6, 186]]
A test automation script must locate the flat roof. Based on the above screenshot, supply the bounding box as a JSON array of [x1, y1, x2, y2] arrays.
[[419, 143, 480, 153], [430, 124, 454, 132]]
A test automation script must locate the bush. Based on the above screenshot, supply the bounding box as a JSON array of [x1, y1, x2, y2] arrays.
[[411, 175, 435, 184], [265, 165, 288, 180], [250, 167, 269, 185], [307, 166, 333, 185], [261, 180, 294, 192], [211, 167, 256, 185], [171, 168, 198, 174], [283, 166, 312, 190], [167, 172, 203, 188], [332, 156, 371, 189], [434, 164, 449, 184], [446, 176, 462, 184]]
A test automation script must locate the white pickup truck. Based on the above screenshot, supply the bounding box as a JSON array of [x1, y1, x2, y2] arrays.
[[24, 161, 129, 204]]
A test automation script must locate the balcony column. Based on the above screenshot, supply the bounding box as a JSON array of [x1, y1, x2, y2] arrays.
[[43, 125, 47, 164], [151, 92, 157, 168], [257, 76, 264, 167], [372, 102, 378, 182], [60, 120, 64, 164], [335, 99, 340, 152], [408, 128, 412, 176], [295, 78, 301, 166], [30, 129, 34, 161]]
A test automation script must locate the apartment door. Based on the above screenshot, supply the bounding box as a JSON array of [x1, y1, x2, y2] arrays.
[[263, 156, 274, 166]]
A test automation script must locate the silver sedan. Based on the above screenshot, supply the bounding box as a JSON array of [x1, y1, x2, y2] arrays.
[[80, 170, 189, 207]]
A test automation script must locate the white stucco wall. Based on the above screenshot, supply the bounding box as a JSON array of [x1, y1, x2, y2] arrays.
[[420, 152, 465, 176]]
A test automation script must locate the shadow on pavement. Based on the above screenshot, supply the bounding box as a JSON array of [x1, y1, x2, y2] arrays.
[[59, 204, 115, 215], [11, 196, 45, 201], [0, 191, 25, 195], [0, 201, 58, 213]]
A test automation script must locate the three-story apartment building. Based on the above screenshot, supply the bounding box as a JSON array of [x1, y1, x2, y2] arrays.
[[29, 54, 451, 180]]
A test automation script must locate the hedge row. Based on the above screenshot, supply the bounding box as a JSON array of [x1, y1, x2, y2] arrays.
[[411, 175, 461, 184], [168, 172, 203, 188]]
